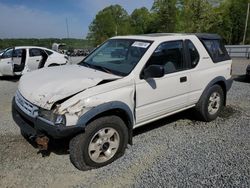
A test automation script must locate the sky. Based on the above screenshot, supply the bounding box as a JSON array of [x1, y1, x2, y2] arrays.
[[0, 0, 153, 39]]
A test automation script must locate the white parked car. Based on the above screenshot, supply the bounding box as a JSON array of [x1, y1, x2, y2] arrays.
[[13, 33, 232, 170], [0, 46, 69, 77]]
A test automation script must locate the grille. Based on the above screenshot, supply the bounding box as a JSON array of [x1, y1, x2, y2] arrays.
[[15, 91, 38, 118]]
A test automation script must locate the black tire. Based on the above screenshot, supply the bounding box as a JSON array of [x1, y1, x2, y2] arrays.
[[246, 74, 250, 81], [195, 84, 224, 122], [69, 116, 128, 171]]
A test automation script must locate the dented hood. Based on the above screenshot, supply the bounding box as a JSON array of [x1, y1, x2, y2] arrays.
[[18, 65, 120, 109]]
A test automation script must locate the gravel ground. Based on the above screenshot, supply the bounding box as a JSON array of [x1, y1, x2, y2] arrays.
[[0, 59, 249, 188]]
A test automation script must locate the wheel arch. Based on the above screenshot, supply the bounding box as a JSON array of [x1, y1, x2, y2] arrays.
[[76, 101, 134, 145], [199, 76, 228, 106]]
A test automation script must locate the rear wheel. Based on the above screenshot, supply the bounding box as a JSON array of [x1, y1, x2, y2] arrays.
[[195, 85, 224, 122], [69, 116, 128, 171]]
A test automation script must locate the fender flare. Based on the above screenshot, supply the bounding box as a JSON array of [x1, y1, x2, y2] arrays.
[[76, 101, 134, 144], [197, 76, 232, 106]]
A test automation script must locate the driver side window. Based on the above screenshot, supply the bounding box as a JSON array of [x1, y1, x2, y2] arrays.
[[145, 40, 185, 74]]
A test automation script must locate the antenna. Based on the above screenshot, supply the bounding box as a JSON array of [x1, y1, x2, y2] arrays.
[[66, 18, 70, 38]]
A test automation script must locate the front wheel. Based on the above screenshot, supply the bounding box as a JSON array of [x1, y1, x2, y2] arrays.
[[69, 116, 128, 171], [195, 85, 224, 122]]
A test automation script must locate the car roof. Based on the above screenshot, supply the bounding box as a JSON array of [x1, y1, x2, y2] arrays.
[[11, 46, 53, 51], [112, 33, 221, 41]]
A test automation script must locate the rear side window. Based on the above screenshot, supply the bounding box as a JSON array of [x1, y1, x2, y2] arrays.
[[45, 50, 53, 55], [29, 49, 42, 57], [201, 39, 230, 63]]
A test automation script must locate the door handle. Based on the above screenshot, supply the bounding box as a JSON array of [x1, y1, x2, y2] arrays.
[[36, 60, 40, 62], [180, 76, 187, 83]]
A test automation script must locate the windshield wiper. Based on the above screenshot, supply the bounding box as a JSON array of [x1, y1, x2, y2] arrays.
[[79, 61, 117, 75], [92, 65, 115, 75], [78, 61, 91, 68]]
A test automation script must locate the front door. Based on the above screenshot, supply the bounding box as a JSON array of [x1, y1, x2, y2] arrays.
[[135, 40, 191, 125], [0, 48, 14, 76]]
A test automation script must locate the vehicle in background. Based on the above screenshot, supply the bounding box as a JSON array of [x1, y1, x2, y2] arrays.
[[66, 49, 90, 56], [52, 43, 67, 53], [0, 46, 69, 77], [246, 64, 250, 80]]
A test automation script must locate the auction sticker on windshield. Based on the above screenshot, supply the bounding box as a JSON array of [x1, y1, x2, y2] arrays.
[[132, 41, 150, 48]]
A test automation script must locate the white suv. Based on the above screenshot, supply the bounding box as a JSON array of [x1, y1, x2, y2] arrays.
[[12, 33, 232, 170]]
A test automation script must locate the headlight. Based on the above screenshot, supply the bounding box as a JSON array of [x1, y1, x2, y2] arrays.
[[55, 114, 66, 125], [38, 109, 66, 126]]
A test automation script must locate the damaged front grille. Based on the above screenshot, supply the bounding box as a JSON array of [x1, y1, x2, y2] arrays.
[[15, 91, 38, 118]]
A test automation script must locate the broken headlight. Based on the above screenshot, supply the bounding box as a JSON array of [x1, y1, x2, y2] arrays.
[[38, 109, 66, 126]]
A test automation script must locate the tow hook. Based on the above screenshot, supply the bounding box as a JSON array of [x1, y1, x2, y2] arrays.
[[35, 135, 49, 151]]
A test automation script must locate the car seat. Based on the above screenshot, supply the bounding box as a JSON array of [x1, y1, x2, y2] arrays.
[[13, 50, 26, 72]]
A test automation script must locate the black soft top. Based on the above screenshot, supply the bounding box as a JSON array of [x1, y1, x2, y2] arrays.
[[195, 33, 231, 63], [195, 33, 221, 40]]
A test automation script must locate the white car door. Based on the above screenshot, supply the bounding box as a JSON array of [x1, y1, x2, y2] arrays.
[[135, 40, 191, 125], [27, 48, 42, 70], [0, 48, 14, 76]]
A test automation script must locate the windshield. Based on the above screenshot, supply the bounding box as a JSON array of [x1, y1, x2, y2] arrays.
[[79, 39, 152, 76], [1, 48, 13, 59]]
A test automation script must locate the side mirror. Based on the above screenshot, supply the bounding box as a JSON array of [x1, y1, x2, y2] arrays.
[[143, 65, 164, 79]]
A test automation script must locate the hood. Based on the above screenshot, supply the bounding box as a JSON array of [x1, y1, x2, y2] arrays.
[[18, 65, 120, 109]]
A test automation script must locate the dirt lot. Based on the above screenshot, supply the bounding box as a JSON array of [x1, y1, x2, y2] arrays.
[[0, 59, 250, 188]]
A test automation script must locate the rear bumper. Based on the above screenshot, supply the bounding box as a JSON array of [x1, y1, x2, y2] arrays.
[[12, 98, 83, 139]]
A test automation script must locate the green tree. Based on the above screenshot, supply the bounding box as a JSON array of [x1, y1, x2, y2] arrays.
[[218, 0, 249, 44], [130, 7, 152, 34], [87, 5, 131, 46], [150, 0, 177, 32], [181, 0, 215, 32]]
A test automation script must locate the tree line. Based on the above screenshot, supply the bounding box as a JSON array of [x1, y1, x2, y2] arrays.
[[87, 0, 250, 46]]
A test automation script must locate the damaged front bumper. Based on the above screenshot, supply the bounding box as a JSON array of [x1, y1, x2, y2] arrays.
[[12, 97, 83, 139]]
